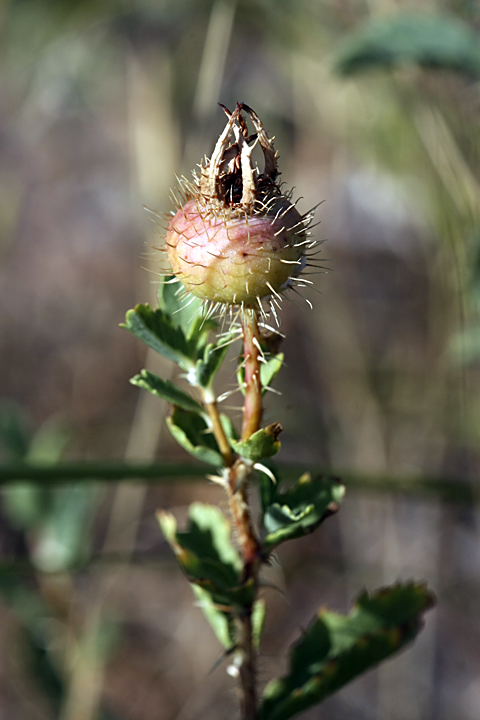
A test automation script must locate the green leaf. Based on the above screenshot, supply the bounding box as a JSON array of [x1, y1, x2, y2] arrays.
[[231, 424, 282, 462], [220, 413, 239, 443], [0, 403, 31, 460], [190, 590, 265, 652], [27, 418, 71, 464], [252, 598, 266, 651], [191, 584, 236, 649], [260, 353, 284, 392], [158, 503, 255, 608], [2, 416, 73, 533], [262, 474, 344, 552], [158, 275, 204, 331], [166, 407, 223, 466], [158, 275, 216, 350], [130, 370, 205, 415], [335, 13, 480, 78], [237, 353, 284, 396], [194, 339, 232, 389], [260, 583, 436, 720], [121, 304, 194, 370]]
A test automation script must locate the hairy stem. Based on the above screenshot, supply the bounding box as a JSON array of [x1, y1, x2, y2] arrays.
[[224, 306, 265, 720], [239, 608, 257, 720], [241, 308, 263, 441], [204, 400, 235, 467], [226, 462, 259, 720]]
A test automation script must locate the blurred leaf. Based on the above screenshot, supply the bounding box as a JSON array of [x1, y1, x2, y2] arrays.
[[2, 483, 51, 529], [166, 407, 224, 466], [31, 485, 98, 572], [220, 413, 239, 443], [0, 570, 45, 628], [0, 568, 120, 718], [192, 584, 236, 649], [252, 598, 266, 651], [22, 626, 64, 712], [0, 403, 31, 460], [130, 370, 205, 415], [449, 324, 480, 365], [262, 474, 344, 552], [0, 412, 95, 571], [335, 14, 480, 78], [3, 415, 71, 530], [27, 417, 71, 464], [260, 583, 436, 720], [158, 503, 255, 608], [231, 424, 282, 462], [121, 304, 194, 370]]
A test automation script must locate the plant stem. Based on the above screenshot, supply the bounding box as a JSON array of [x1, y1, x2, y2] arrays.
[[239, 607, 257, 720], [204, 400, 235, 467], [227, 463, 259, 720], [241, 308, 263, 441], [201, 308, 263, 718], [227, 306, 265, 720]]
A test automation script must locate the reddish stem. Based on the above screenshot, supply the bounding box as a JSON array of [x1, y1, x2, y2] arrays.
[[241, 308, 263, 442]]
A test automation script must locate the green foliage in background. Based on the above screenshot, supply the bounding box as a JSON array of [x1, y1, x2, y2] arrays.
[[335, 13, 480, 78]]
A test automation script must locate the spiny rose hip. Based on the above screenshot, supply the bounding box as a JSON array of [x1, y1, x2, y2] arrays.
[[164, 103, 317, 313]]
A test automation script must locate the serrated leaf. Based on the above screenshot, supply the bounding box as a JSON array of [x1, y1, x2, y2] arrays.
[[260, 583, 436, 720], [130, 370, 205, 416], [262, 474, 344, 552], [166, 407, 223, 466], [121, 304, 194, 370], [158, 503, 255, 608], [335, 13, 480, 78], [231, 424, 282, 462]]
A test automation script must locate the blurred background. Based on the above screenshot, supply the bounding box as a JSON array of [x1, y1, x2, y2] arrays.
[[1, 0, 480, 718]]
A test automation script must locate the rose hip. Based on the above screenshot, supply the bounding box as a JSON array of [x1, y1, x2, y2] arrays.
[[165, 103, 313, 311]]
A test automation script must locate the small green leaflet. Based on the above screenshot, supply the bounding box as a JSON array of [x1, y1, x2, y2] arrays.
[[158, 275, 216, 351], [260, 582, 436, 720], [237, 353, 284, 396], [158, 503, 255, 610], [230, 424, 282, 462], [130, 370, 205, 416], [194, 338, 232, 390], [166, 407, 223, 466], [261, 474, 344, 552], [121, 304, 194, 370]]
